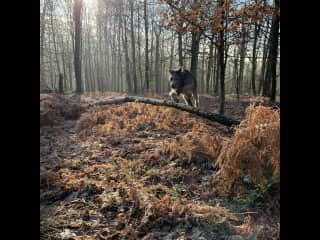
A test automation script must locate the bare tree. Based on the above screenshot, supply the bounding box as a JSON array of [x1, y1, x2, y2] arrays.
[[238, 23, 247, 98], [137, 6, 143, 90], [49, 0, 63, 92], [74, 0, 83, 93], [259, 17, 270, 95], [190, 31, 201, 82], [251, 22, 259, 96], [120, 0, 132, 93], [40, 0, 279, 100], [217, 0, 226, 114], [233, 47, 239, 98], [144, 0, 149, 91], [206, 35, 214, 94], [154, 22, 162, 93], [178, 31, 183, 67], [268, 0, 280, 101], [40, 0, 48, 86], [129, 0, 137, 93]]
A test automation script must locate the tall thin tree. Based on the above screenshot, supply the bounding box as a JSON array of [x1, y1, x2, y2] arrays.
[[144, 0, 149, 91], [129, 0, 137, 93], [74, 0, 83, 93]]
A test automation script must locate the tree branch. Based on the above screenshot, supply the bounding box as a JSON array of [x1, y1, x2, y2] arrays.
[[94, 96, 240, 127]]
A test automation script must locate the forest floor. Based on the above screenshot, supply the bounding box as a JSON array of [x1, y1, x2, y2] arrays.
[[40, 92, 280, 240]]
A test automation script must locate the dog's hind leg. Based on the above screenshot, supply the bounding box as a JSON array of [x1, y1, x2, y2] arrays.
[[182, 94, 193, 107], [192, 90, 199, 108]]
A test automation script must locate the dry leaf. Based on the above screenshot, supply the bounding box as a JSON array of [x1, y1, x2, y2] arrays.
[[116, 212, 124, 218], [229, 215, 239, 221]]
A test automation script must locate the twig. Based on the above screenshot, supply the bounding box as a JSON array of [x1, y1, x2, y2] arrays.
[[231, 211, 259, 215]]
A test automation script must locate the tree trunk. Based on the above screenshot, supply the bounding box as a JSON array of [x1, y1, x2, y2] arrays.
[[178, 31, 183, 67], [87, 21, 94, 92], [96, 96, 240, 127], [224, 44, 230, 94], [66, 23, 73, 91], [233, 48, 239, 99], [137, 7, 143, 91], [154, 30, 161, 93], [84, 10, 91, 92], [214, 40, 220, 97], [111, 15, 116, 91], [61, 42, 67, 92], [218, 45, 226, 115], [84, 10, 94, 91], [169, 32, 175, 71], [104, 11, 110, 91], [212, 44, 218, 95], [201, 47, 205, 94], [118, 19, 122, 92], [74, 0, 83, 93], [144, 0, 149, 91], [270, 0, 280, 101], [259, 18, 270, 95], [96, 0, 102, 91], [251, 22, 260, 96], [58, 73, 63, 93], [206, 34, 214, 94], [190, 31, 201, 82], [130, 0, 137, 94], [150, 24, 154, 89], [68, 62, 73, 91], [160, 37, 166, 93], [238, 23, 247, 96], [263, 15, 274, 98], [218, 0, 225, 115], [168, 32, 175, 93], [84, 50, 89, 92], [183, 34, 188, 64], [120, 1, 132, 93], [49, 0, 62, 87], [48, 34, 54, 89], [95, 50, 101, 91], [40, 0, 48, 86]]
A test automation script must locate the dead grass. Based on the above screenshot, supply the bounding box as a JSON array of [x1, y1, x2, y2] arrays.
[[76, 102, 221, 139], [212, 105, 280, 196], [162, 132, 227, 169], [40, 94, 84, 127], [40, 167, 60, 190], [40, 94, 280, 239], [187, 203, 229, 224]]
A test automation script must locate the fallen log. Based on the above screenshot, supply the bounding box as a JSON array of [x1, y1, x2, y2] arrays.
[[94, 96, 240, 127]]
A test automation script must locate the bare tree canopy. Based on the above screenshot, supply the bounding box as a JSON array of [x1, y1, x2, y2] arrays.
[[40, 0, 279, 104]]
